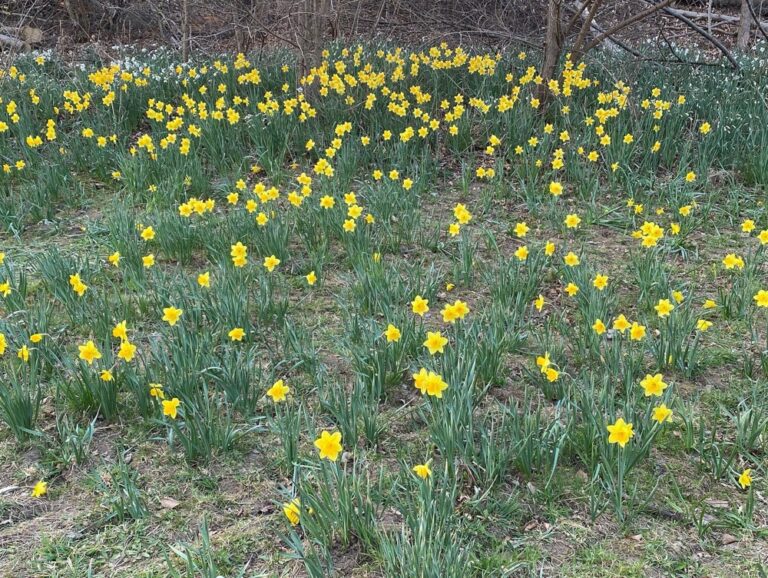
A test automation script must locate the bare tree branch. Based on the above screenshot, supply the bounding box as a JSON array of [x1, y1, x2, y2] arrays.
[[641, 0, 740, 69], [571, 0, 604, 59], [0, 32, 27, 51], [582, 0, 675, 54], [747, 0, 768, 41]]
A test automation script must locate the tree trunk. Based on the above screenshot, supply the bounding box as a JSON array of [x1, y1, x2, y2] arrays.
[[182, 0, 190, 61], [539, 0, 563, 100], [737, 0, 752, 49], [298, 0, 331, 75]]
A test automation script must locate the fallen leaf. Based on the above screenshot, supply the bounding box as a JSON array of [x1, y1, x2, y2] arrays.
[[160, 497, 180, 509]]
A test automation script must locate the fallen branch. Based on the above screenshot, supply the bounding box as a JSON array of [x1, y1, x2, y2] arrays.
[[582, 0, 676, 54], [566, 1, 643, 58], [666, 7, 768, 27], [0, 25, 43, 45], [642, 0, 740, 69], [0, 33, 28, 51], [746, 0, 768, 41]]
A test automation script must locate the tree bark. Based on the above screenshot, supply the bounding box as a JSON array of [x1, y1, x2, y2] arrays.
[[182, 0, 190, 61], [737, 0, 752, 49], [540, 0, 563, 94]]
